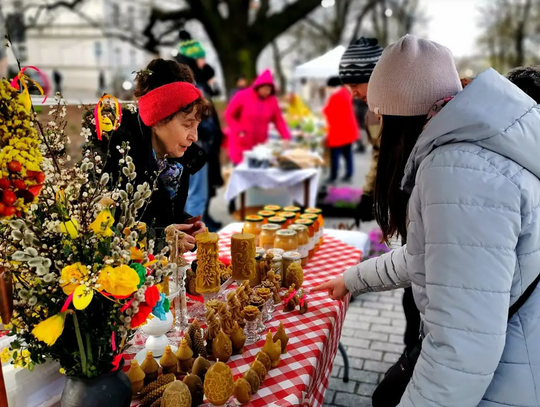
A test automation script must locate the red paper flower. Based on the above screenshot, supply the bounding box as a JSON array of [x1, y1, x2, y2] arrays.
[[144, 286, 160, 309], [130, 303, 152, 329]]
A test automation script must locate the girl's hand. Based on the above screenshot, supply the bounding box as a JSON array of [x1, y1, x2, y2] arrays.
[[311, 276, 349, 301]]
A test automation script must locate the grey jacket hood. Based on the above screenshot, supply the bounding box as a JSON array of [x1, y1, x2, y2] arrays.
[[402, 68, 540, 193]]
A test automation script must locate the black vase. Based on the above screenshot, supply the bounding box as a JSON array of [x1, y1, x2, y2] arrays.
[[60, 368, 132, 407]]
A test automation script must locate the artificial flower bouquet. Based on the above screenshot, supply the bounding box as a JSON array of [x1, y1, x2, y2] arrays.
[[0, 76, 177, 379]]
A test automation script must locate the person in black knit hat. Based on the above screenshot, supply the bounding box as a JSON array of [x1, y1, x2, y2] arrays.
[[340, 37, 421, 354]]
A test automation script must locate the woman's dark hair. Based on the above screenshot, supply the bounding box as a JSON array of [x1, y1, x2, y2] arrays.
[[133, 58, 212, 122], [374, 115, 427, 242]]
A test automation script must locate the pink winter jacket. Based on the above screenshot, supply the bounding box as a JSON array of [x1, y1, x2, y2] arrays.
[[225, 70, 291, 164]]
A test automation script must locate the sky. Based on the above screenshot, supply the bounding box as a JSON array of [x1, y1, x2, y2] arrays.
[[420, 0, 486, 57]]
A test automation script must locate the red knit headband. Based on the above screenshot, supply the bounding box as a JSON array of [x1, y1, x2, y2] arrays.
[[138, 82, 202, 127]]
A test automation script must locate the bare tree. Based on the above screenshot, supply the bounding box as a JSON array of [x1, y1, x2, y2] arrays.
[[8, 0, 324, 91], [478, 0, 538, 72]]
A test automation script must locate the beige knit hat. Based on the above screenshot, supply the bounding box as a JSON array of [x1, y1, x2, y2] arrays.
[[367, 35, 462, 116]]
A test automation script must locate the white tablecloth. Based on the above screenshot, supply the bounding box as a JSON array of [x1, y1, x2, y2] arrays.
[[224, 163, 321, 207]]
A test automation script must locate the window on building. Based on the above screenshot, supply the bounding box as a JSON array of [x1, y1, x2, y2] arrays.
[[127, 6, 134, 30], [112, 3, 120, 26]]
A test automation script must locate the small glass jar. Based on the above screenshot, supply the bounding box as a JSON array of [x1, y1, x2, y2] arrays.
[[277, 212, 297, 227], [301, 214, 320, 251], [295, 218, 315, 259], [258, 210, 276, 224], [282, 251, 302, 288], [243, 215, 263, 246], [250, 253, 263, 287], [288, 224, 309, 266], [260, 223, 280, 250], [305, 208, 324, 246], [268, 216, 287, 229], [267, 248, 285, 258], [283, 206, 301, 219], [274, 229, 298, 252], [270, 254, 283, 279], [264, 205, 282, 213]]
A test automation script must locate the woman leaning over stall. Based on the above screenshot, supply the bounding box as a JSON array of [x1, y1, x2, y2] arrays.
[[92, 58, 210, 250], [314, 35, 540, 407]]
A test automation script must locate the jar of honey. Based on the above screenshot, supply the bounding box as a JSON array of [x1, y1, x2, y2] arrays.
[[305, 208, 324, 246], [282, 251, 302, 288], [277, 212, 297, 227], [274, 229, 298, 252], [257, 210, 276, 224], [294, 218, 315, 259], [260, 224, 280, 250], [268, 216, 287, 229], [271, 254, 283, 279], [243, 215, 263, 245], [267, 248, 285, 258], [283, 206, 301, 219], [264, 205, 282, 213], [288, 224, 309, 266], [300, 214, 320, 251]]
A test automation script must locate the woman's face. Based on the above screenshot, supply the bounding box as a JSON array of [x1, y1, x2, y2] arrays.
[[257, 85, 273, 99], [152, 109, 200, 158]]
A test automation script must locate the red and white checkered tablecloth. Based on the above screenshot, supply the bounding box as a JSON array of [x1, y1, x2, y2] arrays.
[[131, 231, 362, 407]]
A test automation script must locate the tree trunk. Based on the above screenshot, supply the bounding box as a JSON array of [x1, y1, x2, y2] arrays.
[[217, 45, 261, 93], [271, 41, 287, 94]]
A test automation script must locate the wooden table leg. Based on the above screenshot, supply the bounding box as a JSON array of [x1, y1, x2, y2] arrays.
[[240, 192, 246, 220], [303, 178, 311, 208]]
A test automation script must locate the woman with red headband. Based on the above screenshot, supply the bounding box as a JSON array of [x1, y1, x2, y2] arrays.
[[93, 58, 211, 250]]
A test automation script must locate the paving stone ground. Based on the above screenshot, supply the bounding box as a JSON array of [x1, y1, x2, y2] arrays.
[[323, 290, 407, 407]]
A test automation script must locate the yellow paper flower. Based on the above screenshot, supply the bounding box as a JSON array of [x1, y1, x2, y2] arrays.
[[32, 313, 66, 346], [130, 247, 144, 261], [98, 265, 139, 297], [89, 208, 114, 237], [60, 263, 88, 295], [73, 284, 93, 310], [60, 218, 80, 239]]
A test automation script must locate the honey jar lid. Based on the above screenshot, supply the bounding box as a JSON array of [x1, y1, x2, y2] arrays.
[[283, 206, 301, 213], [278, 211, 296, 219], [300, 213, 318, 220], [267, 248, 285, 256], [245, 215, 263, 222], [257, 210, 276, 218], [276, 229, 296, 237], [256, 247, 266, 255], [262, 223, 280, 231], [271, 254, 283, 262], [283, 251, 302, 260], [264, 205, 282, 212], [289, 224, 308, 232], [295, 218, 314, 226], [268, 216, 286, 224], [305, 208, 322, 214], [255, 253, 263, 261]]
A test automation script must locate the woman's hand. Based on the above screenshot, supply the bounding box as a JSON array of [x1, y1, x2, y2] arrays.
[[189, 221, 207, 237], [311, 276, 349, 301], [172, 224, 198, 251]]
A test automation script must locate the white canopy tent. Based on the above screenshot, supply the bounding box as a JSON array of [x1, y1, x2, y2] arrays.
[[294, 45, 345, 79]]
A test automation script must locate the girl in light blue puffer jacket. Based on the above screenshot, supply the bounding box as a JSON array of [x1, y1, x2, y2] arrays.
[[314, 35, 540, 407]]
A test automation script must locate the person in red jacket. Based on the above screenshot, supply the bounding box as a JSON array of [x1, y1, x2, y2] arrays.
[[323, 76, 359, 183]]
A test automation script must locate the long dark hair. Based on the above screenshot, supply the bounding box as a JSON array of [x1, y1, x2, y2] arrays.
[[374, 115, 427, 242]]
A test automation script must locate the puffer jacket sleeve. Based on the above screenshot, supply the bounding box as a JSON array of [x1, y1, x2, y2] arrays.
[[400, 153, 520, 407], [343, 244, 410, 294]]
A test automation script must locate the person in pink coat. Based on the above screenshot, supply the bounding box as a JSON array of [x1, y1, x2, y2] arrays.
[[225, 69, 291, 164]]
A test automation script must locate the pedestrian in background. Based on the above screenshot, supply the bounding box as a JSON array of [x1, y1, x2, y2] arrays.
[[323, 76, 358, 184], [224, 69, 290, 165]]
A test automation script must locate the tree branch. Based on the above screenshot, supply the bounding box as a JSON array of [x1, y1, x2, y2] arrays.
[[256, 0, 322, 45], [142, 7, 194, 53], [25, 0, 85, 27], [305, 16, 331, 37], [351, 0, 381, 42]]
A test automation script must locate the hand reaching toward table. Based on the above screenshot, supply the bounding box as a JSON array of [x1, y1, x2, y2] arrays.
[[311, 276, 349, 301]]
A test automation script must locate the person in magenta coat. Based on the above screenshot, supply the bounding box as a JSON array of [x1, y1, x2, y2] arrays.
[[323, 77, 359, 183], [225, 69, 291, 164]]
